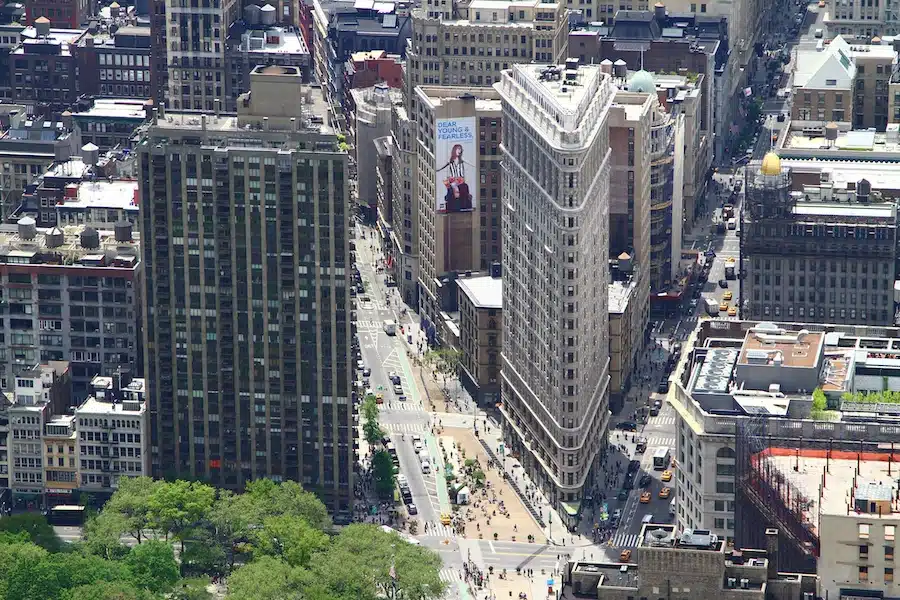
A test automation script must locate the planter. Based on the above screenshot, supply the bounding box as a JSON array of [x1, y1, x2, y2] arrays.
[[493, 533, 498, 541]]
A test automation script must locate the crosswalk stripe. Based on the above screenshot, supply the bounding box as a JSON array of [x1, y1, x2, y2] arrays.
[[439, 567, 461, 583], [648, 436, 674, 447], [611, 533, 640, 548], [424, 524, 457, 538], [383, 401, 424, 411], [649, 416, 675, 426], [383, 423, 428, 433]]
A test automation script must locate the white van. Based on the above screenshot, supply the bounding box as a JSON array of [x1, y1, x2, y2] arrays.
[[421, 459, 431, 474], [383, 320, 397, 335], [814, 28, 823, 38]]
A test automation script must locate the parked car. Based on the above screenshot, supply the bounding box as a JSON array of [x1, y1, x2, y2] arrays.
[[616, 421, 638, 432], [413, 440, 424, 453], [635, 438, 648, 453], [406, 503, 418, 515]]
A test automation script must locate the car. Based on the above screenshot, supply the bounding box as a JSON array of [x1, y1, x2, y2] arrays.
[[649, 404, 660, 417], [620, 549, 632, 562], [381, 435, 392, 446], [440, 513, 452, 525], [412, 434, 421, 443], [612, 509, 622, 521], [652, 399, 663, 410], [661, 470, 673, 482], [421, 460, 431, 474], [627, 460, 640, 473], [722, 290, 733, 301], [376, 393, 384, 404], [393, 384, 404, 395], [406, 503, 418, 515], [640, 492, 651, 503], [719, 279, 728, 289], [659, 487, 672, 499], [360, 295, 370, 302], [728, 306, 737, 317], [413, 440, 424, 453], [616, 421, 638, 432], [719, 302, 728, 312], [639, 474, 652, 487], [641, 514, 654, 524], [617, 489, 629, 501], [389, 372, 401, 385], [635, 438, 648, 453], [363, 368, 372, 378], [356, 360, 365, 371], [656, 380, 670, 394], [397, 474, 409, 487]]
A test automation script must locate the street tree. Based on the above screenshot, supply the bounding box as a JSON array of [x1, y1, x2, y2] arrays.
[[0, 540, 48, 598], [147, 480, 216, 552], [61, 581, 154, 600], [171, 578, 214, 600], [225, 556, 307, 600], [0, 513, 62, 552], [425, 348, 462, 394], [251, 515, 329, 568], [82, 510, 130, 560], [125, 540, 181, 594], [244, 479, 330, 529], [205, 490, 256, 573], [361, 397, 384, 446], [312, 524, 445, 600], [371, 450, 395, 499], [5, 551, 129, 600], [103, 476, 161, 544]]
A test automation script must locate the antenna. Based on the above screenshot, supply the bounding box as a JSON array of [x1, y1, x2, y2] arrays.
[[640, 47, 645, 70]]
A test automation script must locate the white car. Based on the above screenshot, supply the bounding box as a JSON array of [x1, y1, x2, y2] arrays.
[[397, 474, 408, 487], [356, 360, 365, 371], [413, 440, 424, 454], [421, 460, 431, 474]]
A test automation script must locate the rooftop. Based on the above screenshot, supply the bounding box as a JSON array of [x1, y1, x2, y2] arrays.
[[57, 180, 140, 212], [793, 36, 857, 89], [458, 275, 502, 309], [609, 276, 638, 314], [71, 98, 150, 121], [229, 23, 309, 56], [738, 327, 824, 369], [77, 395, 146, 416], [763, 451, 900, 532], [14, 27, 84, 56], [0, 223, 139, 270]]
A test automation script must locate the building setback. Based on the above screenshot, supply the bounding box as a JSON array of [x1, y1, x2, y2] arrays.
[[137, 66, 354, 509], [496, 61, 613, 520]]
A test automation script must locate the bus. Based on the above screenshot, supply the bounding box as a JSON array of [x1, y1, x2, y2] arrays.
[[652, 447, 671, 471], [46, 505, 87, 526]]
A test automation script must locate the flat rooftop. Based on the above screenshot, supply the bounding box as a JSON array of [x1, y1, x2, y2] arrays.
[[609, 278, 638, 314], [783, 155, 900, 191], [72, 99, 149, 120], [763, 451, 900, 532], [231, 24, 310, 56], [792, 202, 896, 219], [738, 329, 823, 369], [57, 180, 140, 211], [457, 275, 502, 309], [0, 225, 139, 268], [77, 396, 146, 415], [14, 27, 83, 55]]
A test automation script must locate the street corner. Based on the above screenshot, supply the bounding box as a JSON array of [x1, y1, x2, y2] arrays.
[[440, 427, 545, 544], [486, 571, 564, 600]]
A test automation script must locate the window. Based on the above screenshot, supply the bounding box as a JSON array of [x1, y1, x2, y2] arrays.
[[860, 544, 870, 559], [886, 546, 894, 561], [887, 568, 895, 583], [860, 523, 871, 538], [859, 566, 869, 582], [887, 525, 895, 541]]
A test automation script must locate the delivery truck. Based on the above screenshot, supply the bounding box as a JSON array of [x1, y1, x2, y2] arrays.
[[725, 257, 736, 280], [705, 297, 720, 316]]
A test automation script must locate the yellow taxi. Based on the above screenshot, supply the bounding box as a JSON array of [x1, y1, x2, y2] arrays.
[[620, 549, 632, 562], [376, 393, 384, 404], [719, 302, 728, 312], [440, 513, 452, 525], [640, 492, 651, 504], [659, 487, 671, 499], [722, 290, 733, 301], [661, 470, 673, 482], [728, 306, 737, 317]]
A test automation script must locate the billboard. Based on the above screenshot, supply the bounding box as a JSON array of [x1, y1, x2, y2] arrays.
[[435, 117, 476, 214]]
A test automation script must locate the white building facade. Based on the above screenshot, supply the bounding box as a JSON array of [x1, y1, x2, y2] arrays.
[[496, 62, 613, 517]]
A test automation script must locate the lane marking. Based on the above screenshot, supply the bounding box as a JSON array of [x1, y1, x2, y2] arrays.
[[489, 540, 496, 553]]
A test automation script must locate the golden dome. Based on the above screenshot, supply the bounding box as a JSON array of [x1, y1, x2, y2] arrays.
[[760, 152, 781, 176]]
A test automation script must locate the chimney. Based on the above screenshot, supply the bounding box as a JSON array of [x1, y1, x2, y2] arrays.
[[765, 528, 779, 580], [214, 98, 221, 116]]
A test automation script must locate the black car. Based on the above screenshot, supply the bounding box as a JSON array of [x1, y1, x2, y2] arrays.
[[649, 404, 660, 417], [719, 279, 728, 289], [623, 476, 634, 491], [406, 503, 418, 515], [639, 474, 653, 488], [616, 421, 638, 432], [617, 489, 629, 501], [657, 380, 670, 394], [635, 438, 648, 453], [627, 460, 640, 473]]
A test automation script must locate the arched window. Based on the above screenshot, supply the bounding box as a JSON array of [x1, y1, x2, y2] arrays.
[[716, 447, 736, 459]]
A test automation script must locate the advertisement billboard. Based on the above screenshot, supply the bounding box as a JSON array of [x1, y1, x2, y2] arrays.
[[435, 117, 476, 214]]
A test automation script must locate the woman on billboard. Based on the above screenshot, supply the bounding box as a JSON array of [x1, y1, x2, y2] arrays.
[[437, 143, 474, 213]]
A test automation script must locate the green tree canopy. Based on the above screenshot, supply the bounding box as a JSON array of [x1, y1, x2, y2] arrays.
[[147, 480, 216, 549], [103, 476, 160, 544], [251, 515, 329, 568], [244, 480, 330, 529], [371, 450, 395, 500], [225, 556, 307, 600], [124, 540, 180, 594], [0, 513, 62, 552], [60, 581, 154, 600]]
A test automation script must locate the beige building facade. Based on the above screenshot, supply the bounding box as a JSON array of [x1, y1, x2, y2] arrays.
[[457, 274, 502, 405]]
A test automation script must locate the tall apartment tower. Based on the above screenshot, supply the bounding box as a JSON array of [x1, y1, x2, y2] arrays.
[[165, 0, 240, 112], [495, 62, 615, 516], [138, 66, 354, 510]]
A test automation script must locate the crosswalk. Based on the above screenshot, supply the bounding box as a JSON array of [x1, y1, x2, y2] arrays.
[[646, 435, 675, 448], [382, 422, 428, 433], [648, 415, 675, 426], [355, 320, 386, 330], [382, 400, 423, 412], [610, 532, 641, 548], [439, 567, 462, 583], [423, 523, 457, 538]]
